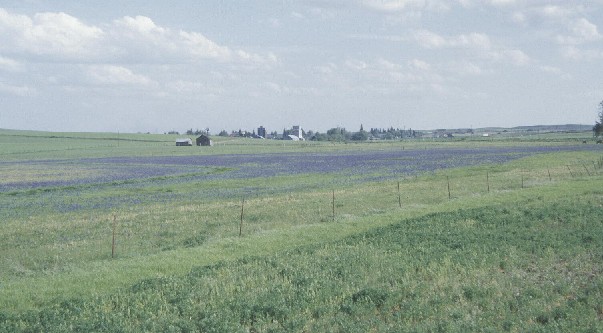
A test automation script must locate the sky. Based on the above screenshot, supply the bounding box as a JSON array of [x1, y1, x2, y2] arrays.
[[0, 0, 602, 134]]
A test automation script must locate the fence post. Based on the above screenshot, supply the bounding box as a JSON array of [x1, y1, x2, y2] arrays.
[[397, 181, 402, 208], [447, 176, 451, 200], [332, 190, 335, 222], [239, 198, 245, 237], [486, 171, 490, 193], [112, 214, 117, 259]]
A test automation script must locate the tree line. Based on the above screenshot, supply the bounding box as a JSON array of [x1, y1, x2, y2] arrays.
[[309, 126, 419, 142], [206, 125, 419, 142]]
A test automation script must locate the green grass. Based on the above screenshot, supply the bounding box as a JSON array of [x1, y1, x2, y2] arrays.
[[1, 196, 601, 332], [0, 129, 602, 331]]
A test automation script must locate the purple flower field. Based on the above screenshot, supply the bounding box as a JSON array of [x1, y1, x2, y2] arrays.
[[1, 144, 599, 192], [1, 144, 600, 217]]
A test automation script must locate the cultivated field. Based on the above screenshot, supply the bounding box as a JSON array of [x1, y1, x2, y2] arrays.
[[0, 129, 602, 332]]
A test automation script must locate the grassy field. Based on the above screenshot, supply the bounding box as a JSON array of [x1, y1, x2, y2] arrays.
[[0, 129, 602, 332]]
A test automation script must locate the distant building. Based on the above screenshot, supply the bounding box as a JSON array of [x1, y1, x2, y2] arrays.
[[176, 138, 193, 146], [432, 131, 453, 139], [291, 125, 303, 140], [196, 135, 213, 146], [257, 126, 266, 139], [285, 134, 300, 141]]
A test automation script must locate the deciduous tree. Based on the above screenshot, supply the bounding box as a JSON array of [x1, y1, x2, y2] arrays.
[[594, 100, 603, 137]]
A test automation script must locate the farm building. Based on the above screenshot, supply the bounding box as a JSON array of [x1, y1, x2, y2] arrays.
[[257, 126, 266, 139], [291, 125, 303, 139], [284, 134, 300, 141], [176, 138, 193, 146], [196, 135, 213, 146]]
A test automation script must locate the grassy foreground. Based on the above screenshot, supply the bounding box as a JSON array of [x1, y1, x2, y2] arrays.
[[1, 191, 602, 332], [0, 130, 602, 332]]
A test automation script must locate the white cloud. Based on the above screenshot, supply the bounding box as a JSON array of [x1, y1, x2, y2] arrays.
[[307, 7, 337, 20], [451, 61, 485, 75], [556, 18, 601, 45], [572, 18, 601, 41], [363, 0, 421, 11], [414, 29, 530, 65], [0, 82, 34, 96], [0, 8, 276, 66], [179, 30, 232, 60], [540, 5, 572, 19], [110, 15, 236, 62], [456, 32, 492, 49], [414, 30, 447, 48], [266, 81, 287, 94], [361, 0, 449, 12], [0, 55, 23, 71], [511, 11, 526, 24], [414, 30, 491, 49], [506, 4, 601, 62], [537, 65, 570, 79], [314, 63, 338, 75], [500, 49, 530, 65], [345, 59, 368, 70], [0, 8, 103, 59], [114, 15, 166, 35], [409, 59, 431, 71], [561, 45, 603, 61], [508, 4, 584, 29], [291, 11, 305, 19], [85, 65, 157, 87], [488, 0, 517, 6], [338, 57, 447, 96], [376, 58, 404, 71], [347, 33, 408, 42], [513, 4, 588, 26], [458, 0, 519, 7], [111, 15, 276, 65], [30, 12, 103, 52], [538, 65, 561, 74]]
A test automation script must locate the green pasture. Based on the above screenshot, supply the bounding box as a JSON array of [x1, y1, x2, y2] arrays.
[[0, 128, 595, 161], [0, 129, 602, 331]]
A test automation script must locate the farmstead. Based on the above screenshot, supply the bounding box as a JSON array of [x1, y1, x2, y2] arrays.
[[175, 138, 193, 146]]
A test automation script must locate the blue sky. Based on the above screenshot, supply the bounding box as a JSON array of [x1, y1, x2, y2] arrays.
[[1, 1, 602, 133]]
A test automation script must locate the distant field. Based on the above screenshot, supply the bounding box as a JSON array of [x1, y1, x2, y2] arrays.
[[0, 129, 602, 332]]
